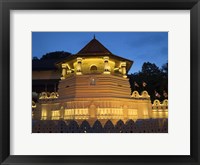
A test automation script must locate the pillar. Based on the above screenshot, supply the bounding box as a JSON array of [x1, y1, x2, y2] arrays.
[[60, 106, 64, 120], [121, 62, 127, 78], [103, 56, 110, 74], [61, 64, 67, 79], [76, 57, 82, 75]]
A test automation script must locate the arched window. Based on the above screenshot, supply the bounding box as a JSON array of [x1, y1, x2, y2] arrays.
[[90, 65, 98, 73]]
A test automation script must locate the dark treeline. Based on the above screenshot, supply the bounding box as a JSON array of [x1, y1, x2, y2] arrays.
[[32, 51, 71, 71], [128, 62, 168, 103], [32, 51, 71, 61]]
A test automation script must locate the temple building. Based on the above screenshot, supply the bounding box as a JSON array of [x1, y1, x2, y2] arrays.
[[32, 36, 168, 125]]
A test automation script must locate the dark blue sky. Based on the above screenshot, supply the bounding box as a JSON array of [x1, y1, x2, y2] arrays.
[[32, 32, 168, 74]]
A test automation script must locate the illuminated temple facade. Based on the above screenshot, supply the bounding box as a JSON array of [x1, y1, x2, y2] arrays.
[[33, 37, 168, 125]]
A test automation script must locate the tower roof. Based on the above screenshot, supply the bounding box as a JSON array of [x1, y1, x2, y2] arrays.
[[56, 36, 134, 73], [77, 37, 112, 54]]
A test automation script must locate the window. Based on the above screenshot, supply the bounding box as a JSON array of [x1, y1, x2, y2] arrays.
[[90, 78, 96, 85], [90, 65, 97, 73]]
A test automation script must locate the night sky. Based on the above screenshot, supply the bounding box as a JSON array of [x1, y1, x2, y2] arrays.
[[32, 32, 168, 74]]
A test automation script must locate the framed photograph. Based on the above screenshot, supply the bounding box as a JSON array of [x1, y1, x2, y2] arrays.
[[0, 0, 199, 164], [32, 31, 169, 134]]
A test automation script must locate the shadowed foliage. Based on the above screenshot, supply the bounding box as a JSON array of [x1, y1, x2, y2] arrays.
[[128, 62, 168, 102]]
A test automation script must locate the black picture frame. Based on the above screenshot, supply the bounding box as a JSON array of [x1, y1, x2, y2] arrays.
[[0, 0, 199, 164]]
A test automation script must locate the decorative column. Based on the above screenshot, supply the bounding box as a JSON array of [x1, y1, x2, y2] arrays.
[[76, 57, 82, 75], [61, 64, 67, 80], [121, 62, 127, 78], [103, 56, 110, 74], [60, 106, 64, 120]]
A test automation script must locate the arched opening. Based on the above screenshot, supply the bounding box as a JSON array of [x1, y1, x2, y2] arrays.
[[90, 65, 98, 74]]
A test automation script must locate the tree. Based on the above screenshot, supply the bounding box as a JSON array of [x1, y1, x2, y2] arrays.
[[128, 62, 168, 103], [161, 62, 168, 74], [40, 51, 71, 60], [32, 56, 39, 61], [141, 62, 161, 76]]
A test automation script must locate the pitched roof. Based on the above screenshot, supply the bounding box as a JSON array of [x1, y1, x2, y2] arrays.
[[56, 37, 134, 72], [77, 37, 112, 54]]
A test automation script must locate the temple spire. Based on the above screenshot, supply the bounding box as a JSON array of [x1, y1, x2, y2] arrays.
[[77, 36, 112, 54]]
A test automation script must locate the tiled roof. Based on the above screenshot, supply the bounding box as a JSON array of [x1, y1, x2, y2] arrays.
[[77, 37, 111, 54]]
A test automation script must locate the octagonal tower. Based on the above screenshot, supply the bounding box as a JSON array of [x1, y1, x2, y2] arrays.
[[56, 37, 133, 100]]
